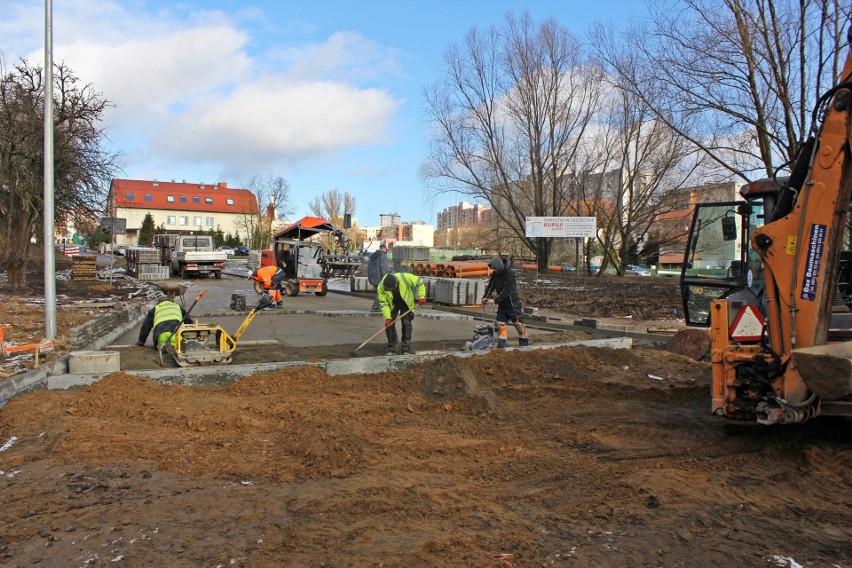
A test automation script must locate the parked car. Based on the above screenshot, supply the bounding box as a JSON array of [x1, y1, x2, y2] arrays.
[[112, 245, 127, 256], [218, 246, 235, 256], [625, 264, 651, 276], [235, 245, 250, 256], [560, 263, 576, 271]]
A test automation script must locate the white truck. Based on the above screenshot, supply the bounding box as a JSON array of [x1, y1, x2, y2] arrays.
[[155, 234, 227, 279]]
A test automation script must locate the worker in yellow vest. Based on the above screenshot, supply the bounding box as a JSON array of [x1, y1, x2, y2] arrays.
[[136, 297, 193, 348]]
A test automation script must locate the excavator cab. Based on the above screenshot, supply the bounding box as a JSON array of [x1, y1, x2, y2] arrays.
[[680, 200, 766, 327]]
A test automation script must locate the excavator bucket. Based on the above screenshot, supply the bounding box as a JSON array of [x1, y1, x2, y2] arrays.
[[791, 341, 852, 400]]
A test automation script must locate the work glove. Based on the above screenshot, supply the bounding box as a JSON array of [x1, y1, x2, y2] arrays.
[[484, 298, 494, 305], [385, 319, 392, 328], [417, 298, 426, 306]]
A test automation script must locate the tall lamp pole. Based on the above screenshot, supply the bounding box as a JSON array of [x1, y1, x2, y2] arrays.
[[43, 0, 57, 340]]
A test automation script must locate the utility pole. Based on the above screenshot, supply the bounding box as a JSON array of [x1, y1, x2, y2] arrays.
[[43, 0, 57, 340]]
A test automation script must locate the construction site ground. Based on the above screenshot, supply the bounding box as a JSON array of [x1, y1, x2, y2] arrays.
[[0, 258, 850, 567]]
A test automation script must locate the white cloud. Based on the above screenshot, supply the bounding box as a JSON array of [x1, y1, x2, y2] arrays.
[[157, 77, 400, 173], [0, 0, 403, 180]]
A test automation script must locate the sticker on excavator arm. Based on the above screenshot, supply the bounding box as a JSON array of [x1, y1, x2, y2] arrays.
[[800, 223, 826, 301], [729, 304, 765, 342]]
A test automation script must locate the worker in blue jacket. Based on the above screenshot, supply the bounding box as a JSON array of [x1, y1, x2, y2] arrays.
[[482, 257, 529, 348], [377, 272, 426, 355]]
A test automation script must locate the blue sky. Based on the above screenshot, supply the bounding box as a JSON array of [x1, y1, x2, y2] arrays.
[[0, 0, 643, 227]]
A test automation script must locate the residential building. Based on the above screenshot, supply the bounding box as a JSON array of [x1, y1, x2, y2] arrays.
[[400, 222, 435, 246], [436, 201, 492, 229], [107, 179, 259, 246], [379, 213, 401, 227]]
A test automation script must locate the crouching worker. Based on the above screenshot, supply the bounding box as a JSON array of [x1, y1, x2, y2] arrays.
[[251, 264, 286, 305], [136, 297, 193, 348], [482, 257, 529, 348], [378, 272, 426, 355]]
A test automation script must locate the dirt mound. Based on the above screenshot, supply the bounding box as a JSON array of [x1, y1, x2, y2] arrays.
[[2, 346, 848, 566]]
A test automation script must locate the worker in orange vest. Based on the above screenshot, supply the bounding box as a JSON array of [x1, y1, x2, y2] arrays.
[[251, 264, 286, 305]]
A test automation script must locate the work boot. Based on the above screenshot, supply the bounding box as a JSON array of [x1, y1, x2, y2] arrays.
[[497, 338, 508, 348], [386, 344, 398, 356], [518, 337, 529, 346], [401, 347, 413, 355]]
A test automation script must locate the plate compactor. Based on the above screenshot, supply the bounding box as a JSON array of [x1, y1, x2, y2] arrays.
[[463, 304, 496, 351], [159, 292, 274, 367]]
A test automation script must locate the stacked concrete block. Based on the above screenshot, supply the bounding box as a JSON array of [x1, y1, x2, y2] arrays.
[[230, 293, 247, 310], [433, 278, 488, 306], [349, 276, 375, 292], [126, 247, 169, 280]]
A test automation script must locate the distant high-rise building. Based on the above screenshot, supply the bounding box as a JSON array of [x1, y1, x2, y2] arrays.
[[379, 213, 401, 227], [436, 202, 491, 229]]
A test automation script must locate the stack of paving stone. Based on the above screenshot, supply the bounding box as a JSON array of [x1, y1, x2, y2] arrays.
[[230, 293, 247, 311], [71, 255, 98, 281]]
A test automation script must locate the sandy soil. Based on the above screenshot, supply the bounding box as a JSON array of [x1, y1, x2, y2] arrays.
[[1, 347, 850, 567], [0, 256, 850, 566]]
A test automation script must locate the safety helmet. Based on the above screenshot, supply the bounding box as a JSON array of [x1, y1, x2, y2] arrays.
[[383, 273, 398, 290]]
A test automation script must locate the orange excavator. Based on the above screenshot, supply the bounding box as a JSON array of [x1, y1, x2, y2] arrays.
[[680, 29, 852, 425]]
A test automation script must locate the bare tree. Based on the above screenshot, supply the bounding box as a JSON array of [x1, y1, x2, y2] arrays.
[[422, 12, 607, 270], [238, 174, 293, 249], [587, 84, 704, 275], [591, 0, 851, 183], [0, 60, 118, 288], [308, 189, 357, 251]]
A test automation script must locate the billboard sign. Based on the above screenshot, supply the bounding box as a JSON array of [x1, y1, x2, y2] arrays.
[[524, 217, 596, 238], [100, 217, 127, 235]]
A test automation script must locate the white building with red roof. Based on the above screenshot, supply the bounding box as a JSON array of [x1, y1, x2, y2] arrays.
[[107, 179, 259, 246]]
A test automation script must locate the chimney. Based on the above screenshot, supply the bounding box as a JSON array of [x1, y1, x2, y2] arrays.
[[218, 182, 227, 189]]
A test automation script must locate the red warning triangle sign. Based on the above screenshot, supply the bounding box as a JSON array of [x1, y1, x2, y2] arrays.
[[729, 304, 765, 342]]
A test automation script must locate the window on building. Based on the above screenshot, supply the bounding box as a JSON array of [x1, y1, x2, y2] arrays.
[[125, 192, 135, 201], [144, 193, 153, 202], [166, 195, 175, 203], [192, 196, 200, 204], [205, 217, 214, 226], [179, 216, 188, 225], [180, 196, 187, 203], [193, 216, 202, 226], [205, 197, 213, 204], [226, 198, 234, 206], [167, 216, 176, 225]]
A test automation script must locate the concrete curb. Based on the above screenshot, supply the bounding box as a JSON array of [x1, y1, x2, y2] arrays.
[[46, 337, 632, 390]]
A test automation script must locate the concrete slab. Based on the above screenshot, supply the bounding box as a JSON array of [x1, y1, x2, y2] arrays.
[[68, 351, 120, 374]]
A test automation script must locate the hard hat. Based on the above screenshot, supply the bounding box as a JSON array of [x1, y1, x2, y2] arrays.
[[383, 273, 398, 290]]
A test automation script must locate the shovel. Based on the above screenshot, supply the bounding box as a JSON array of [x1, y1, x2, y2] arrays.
[[351, 307, 413, 356], [158, 290, 206, 366]]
